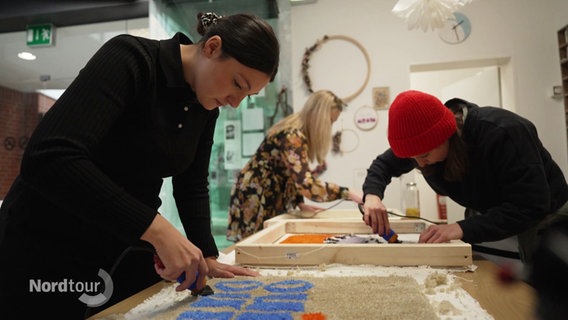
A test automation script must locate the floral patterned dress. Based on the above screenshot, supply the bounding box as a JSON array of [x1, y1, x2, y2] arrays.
[[227, 128, 350, 242]]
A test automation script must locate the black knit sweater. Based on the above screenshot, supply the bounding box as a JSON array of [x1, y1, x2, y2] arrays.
[[0, 32, 219, 266], [363, 102, 568, 243]]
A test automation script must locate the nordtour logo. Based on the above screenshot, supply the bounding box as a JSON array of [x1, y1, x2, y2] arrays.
[[29, 268, 114, 307]]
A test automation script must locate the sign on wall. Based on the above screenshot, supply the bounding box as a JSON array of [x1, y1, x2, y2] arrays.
[[26, 24, 55, 47]]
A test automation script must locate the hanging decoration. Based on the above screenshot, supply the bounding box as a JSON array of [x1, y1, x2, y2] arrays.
[[332, 120, 360, 155], [301, 35, 371, 103], [372, 87, 390, 110], [268, 86, 293, 127], [331, 131, 342, 155], [354, 105, 378, 131], [332, 129, 359, 155], [392, 0, 473, 31]]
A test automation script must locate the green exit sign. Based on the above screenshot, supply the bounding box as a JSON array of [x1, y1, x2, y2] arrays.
[[26, 24, 55, 47]]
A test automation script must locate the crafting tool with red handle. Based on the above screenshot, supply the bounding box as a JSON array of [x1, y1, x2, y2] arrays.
[[358, 203, 400, 243]]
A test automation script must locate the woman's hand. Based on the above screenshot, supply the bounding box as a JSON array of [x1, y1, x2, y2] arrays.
[[419, 223, 463, 243], [205, 257, 260, 278], [361, 194, 390, 236], [298, 202, 325, 213], [142, 214, 209, 292]]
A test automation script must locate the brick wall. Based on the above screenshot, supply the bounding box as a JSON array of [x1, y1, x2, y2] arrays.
[[0, 86, 55, 199]]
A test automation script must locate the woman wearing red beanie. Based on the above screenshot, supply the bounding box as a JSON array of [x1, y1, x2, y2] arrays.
[[361, 90, 568, 264]]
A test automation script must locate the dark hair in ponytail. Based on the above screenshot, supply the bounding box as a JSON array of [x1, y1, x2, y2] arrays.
[[196, 12, 279, 81]]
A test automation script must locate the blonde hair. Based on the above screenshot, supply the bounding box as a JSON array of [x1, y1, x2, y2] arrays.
[[268, 90, 344, 163]]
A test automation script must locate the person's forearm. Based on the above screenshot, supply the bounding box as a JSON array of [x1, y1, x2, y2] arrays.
[[141, 214, 174, 248]]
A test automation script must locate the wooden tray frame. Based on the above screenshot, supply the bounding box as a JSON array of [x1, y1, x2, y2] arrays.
[[235, 219, 472, 267]]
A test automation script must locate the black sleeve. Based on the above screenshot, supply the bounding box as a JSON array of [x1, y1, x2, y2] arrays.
[[173, 112, 220, 258], [362, 149, 415, 201], [20, 35, 158, 244], [458, 116, 555, 243]]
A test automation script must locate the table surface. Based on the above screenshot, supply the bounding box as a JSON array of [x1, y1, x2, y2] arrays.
[[90, 252, 536, 320], [458, 255, 536, 319]]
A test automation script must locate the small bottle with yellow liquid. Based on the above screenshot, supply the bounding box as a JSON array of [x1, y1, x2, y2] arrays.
[[403, 182, 420, 218]]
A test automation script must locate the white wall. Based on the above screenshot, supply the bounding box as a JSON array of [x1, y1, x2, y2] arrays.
[[293, 0, 568, 219]]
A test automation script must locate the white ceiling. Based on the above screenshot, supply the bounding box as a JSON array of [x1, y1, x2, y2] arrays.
[[0, 0, 279, 94], [0, 18, 149, 93], [0, 1, 149, 94]]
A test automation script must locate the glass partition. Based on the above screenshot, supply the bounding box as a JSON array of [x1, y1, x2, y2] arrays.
[[151, 0, 289, 250]]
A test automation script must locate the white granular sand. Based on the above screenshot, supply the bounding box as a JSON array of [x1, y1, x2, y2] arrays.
[[97, 251, 493, 320]]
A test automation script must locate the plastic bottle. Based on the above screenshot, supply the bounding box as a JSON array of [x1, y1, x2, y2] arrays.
[[403, 182, 420, 218]]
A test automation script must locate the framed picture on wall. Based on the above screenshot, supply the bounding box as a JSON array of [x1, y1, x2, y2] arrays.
[[372, 87, 390, 110]]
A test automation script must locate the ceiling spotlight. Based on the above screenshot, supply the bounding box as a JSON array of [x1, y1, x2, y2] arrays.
[[18, 51, 36, 60]]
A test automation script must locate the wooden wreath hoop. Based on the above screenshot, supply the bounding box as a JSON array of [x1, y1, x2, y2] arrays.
[[332, 128, 360, 155], [339, 128, 359, 154], [301, 35, 371, 103]]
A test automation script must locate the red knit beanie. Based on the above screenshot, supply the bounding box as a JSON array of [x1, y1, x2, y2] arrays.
[[388, 90, 456, 158]]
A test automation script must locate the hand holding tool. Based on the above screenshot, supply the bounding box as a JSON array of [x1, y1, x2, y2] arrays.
[[153, 254, 212, 295], [358, 203, 400, 243], [177, 271, 212, 296]]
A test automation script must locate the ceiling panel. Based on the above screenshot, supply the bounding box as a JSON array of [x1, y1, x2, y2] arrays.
[[0, 1, 149, 93], [0, 0, 278, 93], [0, 1, 149, 33]]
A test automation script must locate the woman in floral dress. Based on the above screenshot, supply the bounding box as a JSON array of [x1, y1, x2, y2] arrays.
[[227, 90, 362, 242]]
